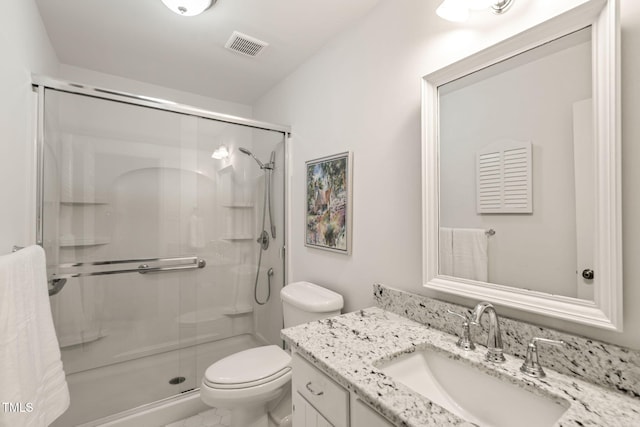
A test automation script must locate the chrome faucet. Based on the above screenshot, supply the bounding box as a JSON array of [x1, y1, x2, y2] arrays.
[[471, 302, 506, 363]]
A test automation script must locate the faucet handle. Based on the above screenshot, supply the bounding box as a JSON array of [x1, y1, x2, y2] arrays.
[[520, 337, 566, 378], [447, 310, 476, 351]]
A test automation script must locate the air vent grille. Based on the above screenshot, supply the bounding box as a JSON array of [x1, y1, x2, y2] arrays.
[[225, 31, 268, 57], [476, 140, 532, 214]]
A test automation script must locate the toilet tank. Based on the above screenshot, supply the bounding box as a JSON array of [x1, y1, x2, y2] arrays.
[[281, 281, 344, 328]]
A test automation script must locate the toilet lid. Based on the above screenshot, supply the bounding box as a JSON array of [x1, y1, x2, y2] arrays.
[[204, 345, 291, 389]]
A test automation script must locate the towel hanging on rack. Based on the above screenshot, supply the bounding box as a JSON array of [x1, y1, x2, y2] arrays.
[[0, 245, 70, 426], [439, 227, 454, 276], [452, 228, 488, 282]]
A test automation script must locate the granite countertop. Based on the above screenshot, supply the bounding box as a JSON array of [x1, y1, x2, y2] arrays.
[[281, 307, 640, 427]]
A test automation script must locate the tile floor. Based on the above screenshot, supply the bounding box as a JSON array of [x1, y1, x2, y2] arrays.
[[166, 407, 230, 427]]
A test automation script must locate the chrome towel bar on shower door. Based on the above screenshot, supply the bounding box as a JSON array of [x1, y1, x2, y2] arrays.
[[48, 256, 207, 296], [51, 256, 207, 280]]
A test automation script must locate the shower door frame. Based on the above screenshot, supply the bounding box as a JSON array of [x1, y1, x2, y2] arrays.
[[32, 74, 291, 251], [31, 75, 292, 424]]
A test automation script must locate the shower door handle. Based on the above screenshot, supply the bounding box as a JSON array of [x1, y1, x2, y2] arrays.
[[138, 259, 207, 274], [49, 256, 207, 281]]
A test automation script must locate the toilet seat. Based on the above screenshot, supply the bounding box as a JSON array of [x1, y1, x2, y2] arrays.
[[203, 345, 291, 390], [203, 366, 291, 389]]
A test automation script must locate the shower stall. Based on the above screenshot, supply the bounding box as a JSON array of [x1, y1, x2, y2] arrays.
[[33, 77, 289, 426]]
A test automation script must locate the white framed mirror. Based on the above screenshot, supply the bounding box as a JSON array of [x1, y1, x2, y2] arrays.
[[422, 0, 622, 330]]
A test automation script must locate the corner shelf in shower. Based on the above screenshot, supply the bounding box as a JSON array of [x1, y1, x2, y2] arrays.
[[222, 305, 253, 315], [59, 237, 111, 247]]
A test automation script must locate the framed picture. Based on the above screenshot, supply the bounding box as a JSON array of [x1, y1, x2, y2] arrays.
[[305, 152, 353, 254]]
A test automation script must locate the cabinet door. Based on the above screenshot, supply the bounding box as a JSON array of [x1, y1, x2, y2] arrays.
[[351, 396, 393, 427], [293, 391, 333, 427], [292, 353, 348, 427]]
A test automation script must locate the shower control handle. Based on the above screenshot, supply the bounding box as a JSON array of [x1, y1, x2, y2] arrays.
[[257, 230, 270, 250]]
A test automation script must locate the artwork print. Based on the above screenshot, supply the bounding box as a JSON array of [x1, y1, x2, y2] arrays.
[[305, 152, 352, 254]]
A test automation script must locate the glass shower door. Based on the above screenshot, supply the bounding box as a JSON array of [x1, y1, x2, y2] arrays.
[[40, 87, 287, 427], [43, 89, 204, 426]]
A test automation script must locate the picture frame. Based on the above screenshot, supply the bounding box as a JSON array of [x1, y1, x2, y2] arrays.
[[305, 152, 353, 254]]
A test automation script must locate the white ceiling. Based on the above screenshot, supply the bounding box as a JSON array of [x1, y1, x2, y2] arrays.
[[35, 0, 381, 105]]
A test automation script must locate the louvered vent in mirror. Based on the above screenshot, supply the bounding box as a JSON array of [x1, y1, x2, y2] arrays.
[[476, 140, 532, 214]]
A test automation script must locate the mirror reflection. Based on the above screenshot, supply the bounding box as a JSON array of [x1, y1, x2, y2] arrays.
[[438, 27, 593, 300]]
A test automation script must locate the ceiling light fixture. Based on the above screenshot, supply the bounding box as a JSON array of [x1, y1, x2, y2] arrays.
[[436, 0, 469, 22], [161, 0, 216, 17], [436, 0, 514, 22], [211, 145, 229, 160]]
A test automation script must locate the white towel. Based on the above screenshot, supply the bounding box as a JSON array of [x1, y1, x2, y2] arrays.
[[0, 246, 70, 427], [439, 227, 454, 276], [452, 228, 488, 282]]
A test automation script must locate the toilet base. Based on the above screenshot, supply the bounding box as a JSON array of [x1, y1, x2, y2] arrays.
[[201, 380, 289, 427], [231, 404, 268, 427]]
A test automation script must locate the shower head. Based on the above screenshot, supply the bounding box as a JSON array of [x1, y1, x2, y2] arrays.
[[239, 147, 273, 170], [238, 147, 264, 168]]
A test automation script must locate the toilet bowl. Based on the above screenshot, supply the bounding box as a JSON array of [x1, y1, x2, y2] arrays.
[[200, 281, 343, 427], [201, 345, 291, 427]]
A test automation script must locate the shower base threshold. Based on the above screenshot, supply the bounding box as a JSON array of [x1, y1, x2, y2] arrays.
[[89, 390, 206, 427], [52, 333, 266, 427]]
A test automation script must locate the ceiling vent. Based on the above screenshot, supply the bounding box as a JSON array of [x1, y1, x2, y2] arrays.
[[225, 31, 268, 57]]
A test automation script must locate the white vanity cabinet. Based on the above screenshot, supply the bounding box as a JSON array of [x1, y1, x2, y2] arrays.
[[292, 391, 333, 427], [350, 396, 394, 427], [292, 353, 349, 427], [291, 352, 393, 427]]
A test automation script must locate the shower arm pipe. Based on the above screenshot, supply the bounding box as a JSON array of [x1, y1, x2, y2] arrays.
[[31, 75, 291, 136]]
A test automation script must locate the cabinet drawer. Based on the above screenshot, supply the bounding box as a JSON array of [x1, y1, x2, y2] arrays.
[[292, 353, 349, 427]]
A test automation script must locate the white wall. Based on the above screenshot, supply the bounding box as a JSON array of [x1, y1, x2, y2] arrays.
[[0, 0, 59, 253], [253, 0, 640, 350], [59, 65, 252, 119]]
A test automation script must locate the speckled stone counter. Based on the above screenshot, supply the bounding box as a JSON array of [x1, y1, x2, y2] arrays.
[[281, 307, 640, 426], [373, 284, 640, 398]]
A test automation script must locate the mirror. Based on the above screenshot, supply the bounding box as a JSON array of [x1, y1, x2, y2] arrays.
[[439, 27, 592, 299], [422, 0, 621, 330]]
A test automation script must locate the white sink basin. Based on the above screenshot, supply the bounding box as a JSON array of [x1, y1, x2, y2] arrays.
[[378, 348, 568, 427]]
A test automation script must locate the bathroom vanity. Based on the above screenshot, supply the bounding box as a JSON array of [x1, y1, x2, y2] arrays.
[[291, 351, 392, 427], [281, 285, 640, 426]]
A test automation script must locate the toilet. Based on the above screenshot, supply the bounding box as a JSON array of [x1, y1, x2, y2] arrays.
[[200, 281, 344, 427]]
